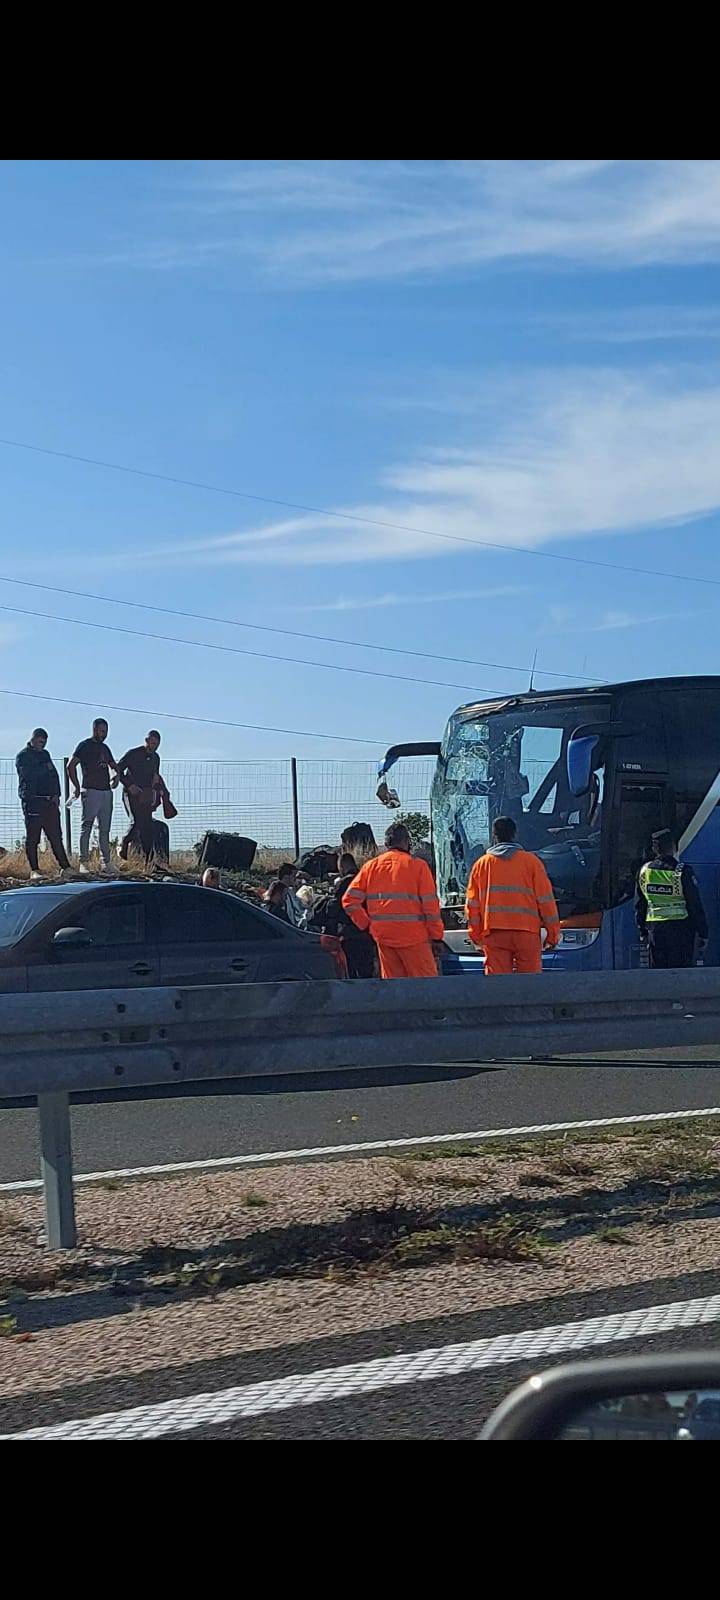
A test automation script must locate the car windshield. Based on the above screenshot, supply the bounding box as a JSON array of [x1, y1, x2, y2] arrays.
[[0, 890, 69, 948], [437, 698, 609, 913]]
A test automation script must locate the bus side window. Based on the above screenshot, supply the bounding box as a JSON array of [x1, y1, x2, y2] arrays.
[[615, 783, 666, 902], [662, 688, 720, 840]]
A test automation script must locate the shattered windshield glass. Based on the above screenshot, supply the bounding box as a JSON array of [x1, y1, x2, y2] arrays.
[[432, 699, 608, 914]]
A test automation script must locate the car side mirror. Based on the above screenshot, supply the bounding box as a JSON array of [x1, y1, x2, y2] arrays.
[[52, 926, 93, 952], [481, 1355, 720, 1439]]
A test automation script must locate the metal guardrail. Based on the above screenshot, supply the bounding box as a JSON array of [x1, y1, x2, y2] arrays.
[[2, 967, 720, 1249]]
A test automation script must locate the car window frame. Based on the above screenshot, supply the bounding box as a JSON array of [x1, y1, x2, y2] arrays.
[[147, 884, 286, 946], [17, 889, 150, 958]]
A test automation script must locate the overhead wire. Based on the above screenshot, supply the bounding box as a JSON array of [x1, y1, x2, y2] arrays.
[[0, 573, 603, 685], [0, 686, 384, 747], [0, 432, 718, 592], [0, 599, 507, 697]]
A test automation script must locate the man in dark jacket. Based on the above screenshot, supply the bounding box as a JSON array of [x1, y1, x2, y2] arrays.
[[324, 853, 376, 978], [635, 829, 708, 968], [16, 729, 71, 880]]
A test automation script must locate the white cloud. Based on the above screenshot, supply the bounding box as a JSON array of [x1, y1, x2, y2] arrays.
[[589, 608, 691, 632], [292, 586, 526, 614], [113, 368, 720, 569], [112, 161, 720, 284], [548, 305, 720, 345], [543, 604, 703, 636]]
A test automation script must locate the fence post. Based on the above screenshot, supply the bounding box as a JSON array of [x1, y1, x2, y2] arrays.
[[62, 756, 72, 857], [38, 1090, 77, 1249], [290, 757, 301, 859]]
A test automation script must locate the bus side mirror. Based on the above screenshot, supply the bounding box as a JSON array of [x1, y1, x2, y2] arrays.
[[567, 732, 600, 797], [376, 742, 441, 809], [376, 781, 401, 808]]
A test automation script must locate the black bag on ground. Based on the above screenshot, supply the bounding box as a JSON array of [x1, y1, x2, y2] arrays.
[[299, 846, 339, 880], [198, 832, 257, 871]]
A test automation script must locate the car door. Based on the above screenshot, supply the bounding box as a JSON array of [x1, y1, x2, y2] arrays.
[[25, 890, 159, 992], [151, 885, 283, 986]]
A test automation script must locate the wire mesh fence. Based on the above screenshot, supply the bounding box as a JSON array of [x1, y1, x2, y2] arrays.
[[0, 756, 437, 862], [129, 761, 297, 853], [296, 759, 436, 850], [0, 761, 26, 854]]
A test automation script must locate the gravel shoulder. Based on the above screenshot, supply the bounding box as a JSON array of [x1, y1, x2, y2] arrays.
[[2, 1119, 720, 1404]]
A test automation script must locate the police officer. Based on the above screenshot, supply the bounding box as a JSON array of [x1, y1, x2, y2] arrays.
[[635, 829, 708, 968]]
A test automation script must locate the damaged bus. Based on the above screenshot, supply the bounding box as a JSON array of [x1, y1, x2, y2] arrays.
[[377, 676, 720, 971]]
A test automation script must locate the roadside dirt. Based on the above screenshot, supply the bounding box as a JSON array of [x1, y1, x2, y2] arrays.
[[2, 1118, 720, 1402]]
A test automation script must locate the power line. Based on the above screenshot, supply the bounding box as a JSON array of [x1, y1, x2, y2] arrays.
[[0, 432, 718, 593], [0, 599, 503, 697], [0, 574, 603, 685], [0, 686, 383, 747]]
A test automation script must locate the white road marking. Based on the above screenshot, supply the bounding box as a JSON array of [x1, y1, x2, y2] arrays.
[[8, 1289, 720, 1440], [2, 1104, 720, 1194]]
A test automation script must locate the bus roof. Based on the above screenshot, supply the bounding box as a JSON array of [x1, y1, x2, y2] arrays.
[[454, 675, 720, 722]]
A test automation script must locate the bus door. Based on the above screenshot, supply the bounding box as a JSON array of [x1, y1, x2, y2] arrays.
[[613, 780, 670, 966]]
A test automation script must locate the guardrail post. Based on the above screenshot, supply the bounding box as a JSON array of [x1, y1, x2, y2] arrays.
[[38, 1091, 77, 1249]]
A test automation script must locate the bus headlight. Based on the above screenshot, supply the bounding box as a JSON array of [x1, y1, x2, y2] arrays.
[[558, 927, 600, 947]]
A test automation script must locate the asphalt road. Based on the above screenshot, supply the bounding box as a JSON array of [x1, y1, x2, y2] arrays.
[[3, 1050, 720, 1183], [4, 1265, 719, 1439]]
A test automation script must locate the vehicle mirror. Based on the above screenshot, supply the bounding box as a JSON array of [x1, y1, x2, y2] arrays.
[[481, 1356, 720, 1440], [567, 730, 600, 797], [376, 780, 401, 809], [52, 926, 93, 951], [376, 743, 441, 809]]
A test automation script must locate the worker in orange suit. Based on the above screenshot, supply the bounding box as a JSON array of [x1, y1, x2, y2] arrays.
[[342, 820, 444, 979], [465, 815, 560, 974]]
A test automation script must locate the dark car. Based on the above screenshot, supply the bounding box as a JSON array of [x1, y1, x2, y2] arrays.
[[0, 882, 338, 992], [679, 1397, 720, 1440]]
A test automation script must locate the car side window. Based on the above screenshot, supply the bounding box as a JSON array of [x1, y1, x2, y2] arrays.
[[55, 897, 145, 947], [155, 889, 277, 943]]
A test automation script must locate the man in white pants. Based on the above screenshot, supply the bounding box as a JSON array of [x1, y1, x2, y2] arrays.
[[67, 718, 118, 874]]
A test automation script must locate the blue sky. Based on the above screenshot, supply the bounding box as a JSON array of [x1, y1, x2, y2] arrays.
[[2, 158, 720, 767]]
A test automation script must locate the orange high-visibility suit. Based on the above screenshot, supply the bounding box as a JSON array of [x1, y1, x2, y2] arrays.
[[342, 850, 444, 979], [465, 844, 560, 974]]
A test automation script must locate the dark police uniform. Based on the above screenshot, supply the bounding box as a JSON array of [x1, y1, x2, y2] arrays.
[[635, 853, 708, 968]]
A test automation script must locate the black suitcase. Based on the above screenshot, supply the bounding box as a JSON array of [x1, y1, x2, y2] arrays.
[[299, 845, 339, 880], [198, 832, 257, 872]]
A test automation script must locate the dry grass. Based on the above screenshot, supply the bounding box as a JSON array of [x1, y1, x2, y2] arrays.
[[542, 1154, 598, 1178], [126, 1202, 547, 1294], [0, 851, 175, 885], [255, 847, 295, 873], [629, 1143, 715, 1185], [394, 1163, 485, 1191], [396, 1118, 720, 1166], [0, 848, 40, 880], [0, 843, 294, 886]]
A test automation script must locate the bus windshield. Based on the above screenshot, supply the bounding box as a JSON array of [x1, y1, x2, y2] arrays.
[[435, 697, 609, 914]]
